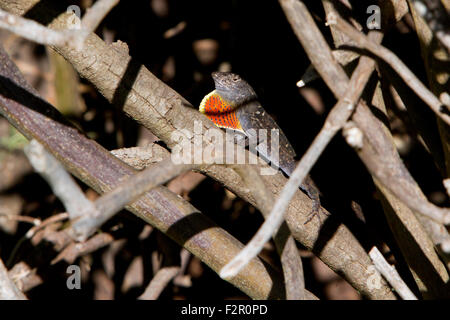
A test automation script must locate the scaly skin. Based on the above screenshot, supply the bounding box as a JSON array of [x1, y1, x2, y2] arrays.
[[200, 72, 322, 219]]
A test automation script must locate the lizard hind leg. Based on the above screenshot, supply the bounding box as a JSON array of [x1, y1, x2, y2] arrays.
[[300, 176, 330, 225]]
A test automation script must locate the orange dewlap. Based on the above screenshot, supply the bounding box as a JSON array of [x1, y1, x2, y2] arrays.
[[199, 91, 243, 131]]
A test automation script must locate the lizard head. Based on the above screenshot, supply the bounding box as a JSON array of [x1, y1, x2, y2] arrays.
[[211, 72, 257, 107]]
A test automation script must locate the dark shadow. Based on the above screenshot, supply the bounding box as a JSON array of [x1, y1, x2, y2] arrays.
[[309, 213, 341, 257], [379, 60, 447, 175], [0, 75, 77, 129], [362, 71, 392, 130], [110, 58, 143, 147]]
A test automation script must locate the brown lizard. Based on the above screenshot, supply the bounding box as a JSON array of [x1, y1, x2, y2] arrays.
[[199, 72, 322, 220]]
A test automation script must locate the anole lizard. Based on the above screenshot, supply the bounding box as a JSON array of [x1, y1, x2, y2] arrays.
[[199, 72, 322, 219]]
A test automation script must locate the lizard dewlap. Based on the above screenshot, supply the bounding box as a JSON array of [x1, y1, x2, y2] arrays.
[[199, 90, 243, 131]]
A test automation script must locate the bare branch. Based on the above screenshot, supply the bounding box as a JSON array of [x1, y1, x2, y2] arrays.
[[139, 266, 180, 300], [70, 158, 193, 241], [112, 145, 395, 299], [0, 8, 75, 48], [352, 103, 450, 225], [51, 233, 115, 264], [81, 0, 119, 33], [138, 249, 191, 300], [279, 0, 450, 296], [25, 212, 69, 239], [410, 0, 450, 52], [24, 140, 193, 242], [369, 247, 417, 300], [0, 212, 39, 226], [279, 0, 348, 98]]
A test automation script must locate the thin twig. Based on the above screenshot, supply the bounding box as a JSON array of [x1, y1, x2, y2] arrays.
[[71, 0, 120, 50], [279, 0, 348, 98], [173, 249, 192, 287], [0, 9, 75, 47], [410, 0, 450, 52], [25, 212, 69, 239], [321, 2, 450, 291], [24, 139, 97, 221], [51, 233, 114, 264], [327, 12, 450, 125], [415, 214, 450, 270], [139, 246, 191, 300], [369, 247, 417, 300], [139, 266, 180, 300], [111, 145, 393, 298], [353, 105, 450, 225], [0, 212, 39, 225]]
